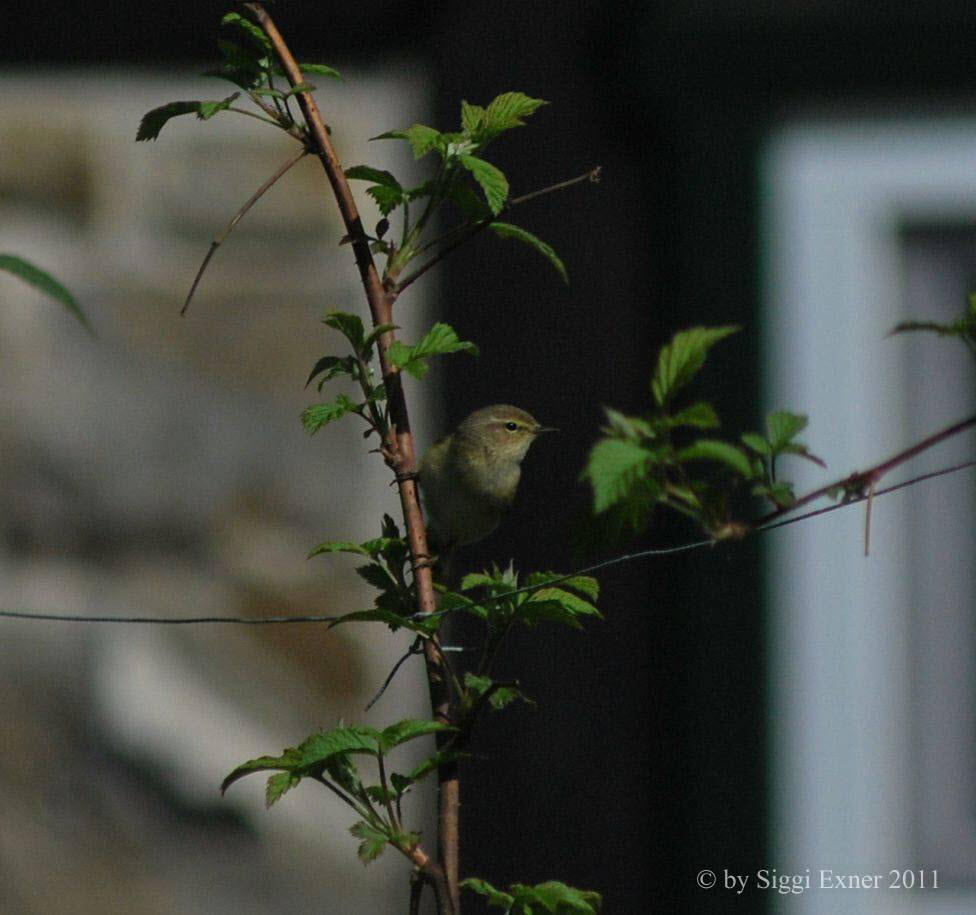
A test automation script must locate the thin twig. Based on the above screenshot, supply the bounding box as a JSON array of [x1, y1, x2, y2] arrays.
[[181, 146, 308, 315], [365, 637, 424, 710], [395, 166, 602, 294]]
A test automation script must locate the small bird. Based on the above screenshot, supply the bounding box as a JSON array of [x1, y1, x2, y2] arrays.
[[418, 404, 555, 555]]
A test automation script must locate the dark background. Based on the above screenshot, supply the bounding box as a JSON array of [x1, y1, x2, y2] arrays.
[[8, 2, 976, 911]]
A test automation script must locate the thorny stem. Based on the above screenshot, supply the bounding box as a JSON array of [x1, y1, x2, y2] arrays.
[[753, 413, 976, 528], [244, 5, 457, 911]]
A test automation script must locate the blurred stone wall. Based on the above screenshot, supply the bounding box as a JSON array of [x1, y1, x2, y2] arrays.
[[0, 67, 440, 913]]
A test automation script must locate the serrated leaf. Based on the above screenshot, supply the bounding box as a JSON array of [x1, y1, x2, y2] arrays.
[[581, 438, 651, 514], [297, 726, 380, 766], [305, 354, 357, 388], [526, 572, 599, 601], [355, 562, 398, 592], [0, 254, 90, 330], [265, 771, 300, 808], [489, 222, 568, 283], [136, 101, 202, 141], [297, 62, 342, 80], [459, 154, 509, 214], [365, 184, 404, 216], [389, 772, 413, 796], [766, 411, 808, 451], [300, 394, 357, 434], [676, 439, 753, 478], [197, 93, 240, 121], [667, 401, 720, 429], [379, 719, 455, 754], [323, 310, 366, 351], [461, 100, 487, 132], [529, 587, 601, 619], [326, 607, 419, 633], [345, 165, 401, 188], [350, 820, 388, 864], [307, 540, 369, 558], [220, 11, 272, 52], [372, 124, 442, 159], [483, 92, 548, 133], [449, 183, 493, 221], [510, 880, 602, 913], [753, 481, 797, 508], [388, 322, 478, 379], [651, 325, 740, 408], [216, 39, 265, 75], [461, 877, 516, 909]]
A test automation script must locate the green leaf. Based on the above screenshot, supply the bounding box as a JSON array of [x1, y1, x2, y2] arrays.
[[345, 165, 401, 188], [388, 322, 478, 379], [297, 63, 342, 80], [197, 93, 241, 121], [0, 254, 90, 330], [379, 719, 455, 754], [528, 587, 601, 620], [651, 325, 740, 408], [461, 100, 487, 133], [346, 167, 404, 214], [464, 672, 492, 695], [220, 11, 272, 53], [305, 355, 357, 388], [461, 878, 515, 909], [489, 222, 568, 283], [600, 407, 654, 441], [297, 726, 380, 766], [349, 820, 388, 864], [326, 607, 425, 634], [666, 401, 720, 429], [323, 310, 366, 352], [265, 771, 300, 808], [363, 324, 398, 359], [676, 439, 753, 478], [448, 183, 494, 221], [372, 124, 442, 159], [581, 438, 651, 514], [740, 431, 771, 456], [408, 748, 467, 782], [136, 101, 202, 141], [459, 154, 509, 214], [483, 92, 548, 134], [510, 880, 603, 913], [300, 394, 357, 434], [766, 410, 808, 451], [355, 562, 398, 592], [307, 540, 369, 558]]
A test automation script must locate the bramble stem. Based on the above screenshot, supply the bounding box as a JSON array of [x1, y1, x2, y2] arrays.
[[244, 4, 458, 911]]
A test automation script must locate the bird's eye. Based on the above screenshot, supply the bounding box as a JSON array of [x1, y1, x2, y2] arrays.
[[504, 421, 519, 432]]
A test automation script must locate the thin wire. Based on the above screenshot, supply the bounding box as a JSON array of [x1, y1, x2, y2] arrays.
[[0, 609, 339, 624], [1, 457, 972, 627]]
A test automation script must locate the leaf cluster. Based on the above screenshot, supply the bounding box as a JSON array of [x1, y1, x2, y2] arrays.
[[462, 877, 602, 914], [221, 718, 457, 864], [345, 92, 567, 286], [582, 326, 824, 538], [301, 312, 477, 438], [136, 11, 338, 143]]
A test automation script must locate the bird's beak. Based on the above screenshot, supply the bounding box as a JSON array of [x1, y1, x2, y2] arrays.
[[534, 425, 558, 435]]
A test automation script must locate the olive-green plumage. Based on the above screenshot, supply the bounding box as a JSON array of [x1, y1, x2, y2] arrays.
[[418, 404, 553, 550]]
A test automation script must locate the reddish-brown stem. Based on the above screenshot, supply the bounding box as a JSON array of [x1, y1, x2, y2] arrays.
[[243, 4, 458, 911], [753, 413, 976, 528]]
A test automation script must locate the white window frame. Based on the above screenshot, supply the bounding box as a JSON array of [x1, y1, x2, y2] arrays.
[[762, 118, 976, 914]]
